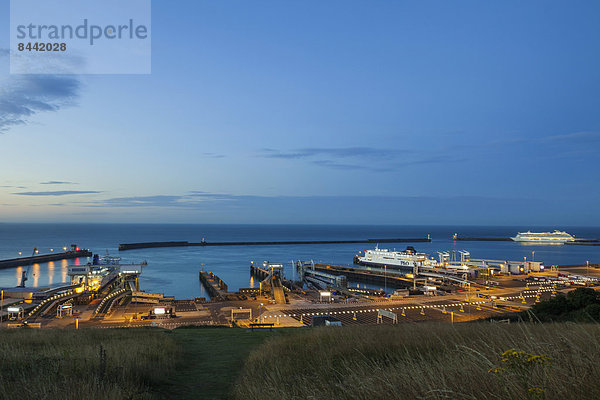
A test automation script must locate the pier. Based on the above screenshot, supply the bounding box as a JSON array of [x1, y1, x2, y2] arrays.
[[118, 237, 431, 251], [199, 271, 229, 300], [0, 248, 92, 270]]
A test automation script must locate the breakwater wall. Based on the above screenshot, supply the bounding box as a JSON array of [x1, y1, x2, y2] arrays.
[[0, 250, 93, 270], [566, 239, 600, 246], [453, 237, 513, 241], [118, 237, 431, 251]]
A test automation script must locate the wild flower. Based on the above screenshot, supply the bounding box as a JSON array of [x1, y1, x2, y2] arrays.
[[489, 348, 551, 398]]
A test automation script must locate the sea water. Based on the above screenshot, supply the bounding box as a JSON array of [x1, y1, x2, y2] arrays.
[[0, 223, 598, 299]]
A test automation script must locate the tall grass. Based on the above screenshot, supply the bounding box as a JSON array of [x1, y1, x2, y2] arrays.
[[233, 323, 600, 399], [0, 328, 177, 400]]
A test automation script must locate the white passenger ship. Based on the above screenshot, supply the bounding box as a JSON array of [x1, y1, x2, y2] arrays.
[[511, 230, 575, 243], [353, 246, 436, 269]]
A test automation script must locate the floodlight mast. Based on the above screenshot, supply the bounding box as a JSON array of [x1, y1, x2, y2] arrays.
[[17, 248, 37, 288]]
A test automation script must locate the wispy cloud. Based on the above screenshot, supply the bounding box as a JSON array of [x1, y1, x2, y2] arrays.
[[0, 51, 82, 133], [92, 195, 187, 207], [0, 185, 26, 189], [486, 131, 600, 148], [259, 147, 463, 171], [201, 152, 226, 158], [40, 181, 78, 185], [79, 193, 241, 208], [13, 190, 101, 196], [261, 147, 399, 160], [540, 131, 600, 143]]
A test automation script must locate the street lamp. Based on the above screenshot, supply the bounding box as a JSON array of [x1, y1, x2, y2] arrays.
[[384, 265, 387, 294], [587, 260, 589, 276]]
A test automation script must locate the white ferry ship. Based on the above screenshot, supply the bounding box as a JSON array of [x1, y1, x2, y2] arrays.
[[353, 246, 436, 269], [511, 230, 575, 243]]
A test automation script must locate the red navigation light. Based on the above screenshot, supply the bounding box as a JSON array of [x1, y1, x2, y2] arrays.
[[75, 247, 80, 252]]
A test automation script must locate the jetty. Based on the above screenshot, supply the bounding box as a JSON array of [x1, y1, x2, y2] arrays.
[[198, 271, 229, 300], [0, 248, 92, 270], [118, 237, 431, 251]]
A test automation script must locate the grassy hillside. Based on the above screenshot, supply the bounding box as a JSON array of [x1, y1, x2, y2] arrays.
[[0, 326, 276, 400], [154, 327, 277, 399], [233, 323, 600, 400], [0, 328, 177, 400], [4, 316, 600, 399]]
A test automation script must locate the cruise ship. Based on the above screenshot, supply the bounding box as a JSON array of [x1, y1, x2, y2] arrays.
[[353, 246, 436, 269], [511, 230, 575, 243]]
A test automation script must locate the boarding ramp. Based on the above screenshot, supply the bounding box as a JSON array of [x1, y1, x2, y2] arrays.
[[32, 284, 81, 300], [26, 290, 78, 320], [97, 272, 120, 295], [93, 288, 130, 316], [271, 276, 287, 304], [250, 262, 287, 304]]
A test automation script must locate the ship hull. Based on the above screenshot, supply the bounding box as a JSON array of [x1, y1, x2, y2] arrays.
[[354, 257, 415, 270], [511, 238, 573, 243]]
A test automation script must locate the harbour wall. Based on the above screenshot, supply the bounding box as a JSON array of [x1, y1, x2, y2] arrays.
[[118, 238, 431, 251], [0, 250, 93, 270]]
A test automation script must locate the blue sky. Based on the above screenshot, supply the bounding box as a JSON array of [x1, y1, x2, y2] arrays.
[[0, 1, 599, 225]]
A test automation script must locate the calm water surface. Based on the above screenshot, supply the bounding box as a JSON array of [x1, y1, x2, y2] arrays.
[[0, 224, 598, 299]]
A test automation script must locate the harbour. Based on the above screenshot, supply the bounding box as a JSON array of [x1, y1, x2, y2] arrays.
[[1, 225, 598, 330], [1, 224, 599, 299]]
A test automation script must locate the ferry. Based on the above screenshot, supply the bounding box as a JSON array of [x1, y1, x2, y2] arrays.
[[353, 246, 436, 269], [511, 230, 575, 243]]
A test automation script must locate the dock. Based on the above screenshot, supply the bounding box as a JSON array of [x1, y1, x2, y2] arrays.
[[0, 249, 93, 270], [198, 271, 229, 300], [118, 237, 431, 251], [313, 263, 412, 288]]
